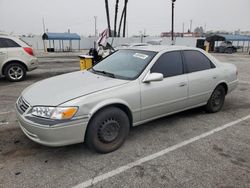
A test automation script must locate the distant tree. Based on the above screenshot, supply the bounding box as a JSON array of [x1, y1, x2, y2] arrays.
[[194, 26, 204, 35], [114, 0, 119, 37], [123, 0, 128, 37], [117, 8, 124, 37], [105, 0, 111, 36]]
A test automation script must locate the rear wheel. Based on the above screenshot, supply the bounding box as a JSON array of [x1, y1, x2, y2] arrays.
[[86, 107, 130, 153], [205, 85, 226, 113], [4, 63, 26, 82]]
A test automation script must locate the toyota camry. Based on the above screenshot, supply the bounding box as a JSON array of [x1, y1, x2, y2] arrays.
[[16, 46, 238, 153]]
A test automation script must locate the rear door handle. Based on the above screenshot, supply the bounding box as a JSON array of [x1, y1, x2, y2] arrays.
[[0, 52, 7, 55], [179, 82, 187, 87], [213, 75, 217, 79]]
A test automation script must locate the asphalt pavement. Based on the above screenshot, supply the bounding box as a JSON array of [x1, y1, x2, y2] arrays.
[[0, 53, 249, 188]]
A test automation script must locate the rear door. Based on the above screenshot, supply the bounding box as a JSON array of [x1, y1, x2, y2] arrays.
[[140, 51, 188, 120], [0, 38, 8, 74], [182, 50, 218, 107]]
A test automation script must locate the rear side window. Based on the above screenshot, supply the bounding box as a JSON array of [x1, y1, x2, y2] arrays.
[[0, 38, 21, 48], [183, 50, 214, 73], [151, 51, 183, 78]]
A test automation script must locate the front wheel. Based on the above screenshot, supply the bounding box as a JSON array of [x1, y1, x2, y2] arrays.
[[205, 85, 226, 113], [86, 107, 130, 153], [4, 63, 26, 82]]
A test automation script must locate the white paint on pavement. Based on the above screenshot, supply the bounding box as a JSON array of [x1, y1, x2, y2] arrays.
[[72, 114, 250, 188], [0, 110, 15, 115], [239, 80, 250, 84], [0, 122, 9, 126]]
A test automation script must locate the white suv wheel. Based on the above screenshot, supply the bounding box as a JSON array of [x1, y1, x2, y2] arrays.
[[4, 63, 26, 82]]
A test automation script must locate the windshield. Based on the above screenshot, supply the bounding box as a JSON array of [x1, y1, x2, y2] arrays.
[[91, 49, 156, 80]]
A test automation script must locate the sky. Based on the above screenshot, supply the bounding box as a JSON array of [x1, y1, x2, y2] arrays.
[[0, 0, 250, 36]]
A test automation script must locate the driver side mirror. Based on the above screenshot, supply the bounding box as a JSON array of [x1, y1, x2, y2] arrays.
[[143, 73, 163, 83]]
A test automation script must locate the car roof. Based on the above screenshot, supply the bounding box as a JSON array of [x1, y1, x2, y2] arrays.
[[127, 45, 199, 52], [0, 35, 29, 47], [0, 35, 17, 39]]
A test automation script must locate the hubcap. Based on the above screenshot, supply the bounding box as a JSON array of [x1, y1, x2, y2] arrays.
[[8, 66, 23, 80], [98, 118, 120, 143], [211, 90, 222, 106]]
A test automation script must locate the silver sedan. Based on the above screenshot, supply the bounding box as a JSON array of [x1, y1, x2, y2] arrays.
[[16, 46, 238, 153]]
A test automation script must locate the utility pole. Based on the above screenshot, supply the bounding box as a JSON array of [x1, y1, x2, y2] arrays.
[[94, 16, 97, 37], [190, 19, 193, 33], [182, 22, 184, 37], [171, 0, 176, 45], [42, 18, 46, 52], [126, 21, 129, 37], [42, 18, 46, 33]]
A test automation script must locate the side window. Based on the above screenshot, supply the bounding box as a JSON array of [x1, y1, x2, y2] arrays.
[[0, 38, 6, 48], [151, 51, 183, 78], [0, 38, 20, 48], [183, 50, 214, 73]]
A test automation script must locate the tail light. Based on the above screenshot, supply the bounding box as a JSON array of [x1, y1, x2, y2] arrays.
[[23, 47, 34, 56]]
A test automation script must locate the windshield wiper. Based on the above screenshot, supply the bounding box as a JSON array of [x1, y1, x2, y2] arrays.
[[91, 68, 115, 78]]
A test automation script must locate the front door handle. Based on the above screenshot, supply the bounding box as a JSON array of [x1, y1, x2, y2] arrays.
[[179, 82, 187, 87], [0, 52, 7, 55]]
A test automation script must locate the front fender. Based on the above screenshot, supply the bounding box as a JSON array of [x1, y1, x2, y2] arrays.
[[89, 98, 132, 118]]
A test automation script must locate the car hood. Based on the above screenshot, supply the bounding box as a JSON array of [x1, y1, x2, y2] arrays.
[[22, 71, 129, 106]]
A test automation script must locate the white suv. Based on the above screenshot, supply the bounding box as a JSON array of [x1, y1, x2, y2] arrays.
[[0, 35, 38, 81]]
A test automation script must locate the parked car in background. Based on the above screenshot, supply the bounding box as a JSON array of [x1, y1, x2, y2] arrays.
[[16, 46, 238, 153], [215, 41, 237, 54], [115, 43, 151, 50], [0, 35, 38, 81]]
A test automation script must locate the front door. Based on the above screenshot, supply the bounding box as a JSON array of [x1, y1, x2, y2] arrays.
[[140, 51, 188, 121]]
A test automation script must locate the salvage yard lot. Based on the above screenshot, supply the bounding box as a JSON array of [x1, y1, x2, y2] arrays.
[[0, 53, 250, 188]]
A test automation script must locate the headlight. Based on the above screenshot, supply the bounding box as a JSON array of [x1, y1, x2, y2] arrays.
[[31, 106, 78, 120]]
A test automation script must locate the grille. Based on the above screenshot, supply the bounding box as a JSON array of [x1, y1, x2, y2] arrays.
[[17, 97, 30, 114]]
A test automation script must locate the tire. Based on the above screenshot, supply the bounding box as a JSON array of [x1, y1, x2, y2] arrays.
[[205, 85, 226, 113], [227, 48, 233, 54], [4, 63, 26, 82], [86, 107, 130, 153]]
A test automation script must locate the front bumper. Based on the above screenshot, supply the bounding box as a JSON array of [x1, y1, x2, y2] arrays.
[[228, 79, 238, 93], [16, 108, 89, 147]]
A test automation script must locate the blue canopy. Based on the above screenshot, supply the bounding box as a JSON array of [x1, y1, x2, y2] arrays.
[[42, 32, 81, 40], [206, 34, 250, 42]]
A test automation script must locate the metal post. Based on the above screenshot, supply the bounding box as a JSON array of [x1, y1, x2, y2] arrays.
[[171, 0, 176, 45], [59, 40, 61, 52], [247, 41, 250, 53], [94, 16, 97, 37], [70, 40, 72, 52]]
